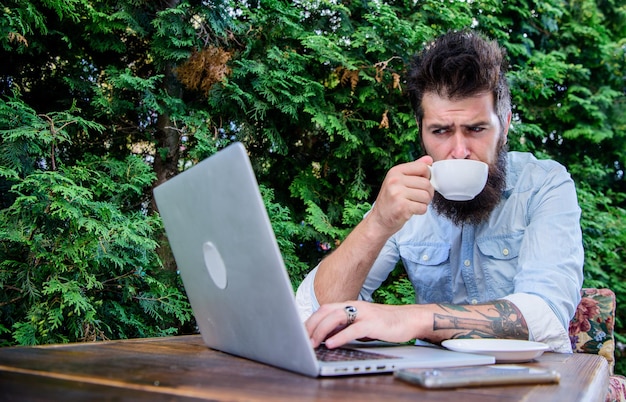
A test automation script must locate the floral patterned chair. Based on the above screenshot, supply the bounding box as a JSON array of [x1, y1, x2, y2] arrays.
[[569, 288, 626, 402]]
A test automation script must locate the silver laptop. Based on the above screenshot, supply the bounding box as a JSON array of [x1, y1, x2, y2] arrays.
[[153, 142, 494, 377]]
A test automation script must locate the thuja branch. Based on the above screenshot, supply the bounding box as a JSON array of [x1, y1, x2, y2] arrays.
[[38, 113, 77, 171]]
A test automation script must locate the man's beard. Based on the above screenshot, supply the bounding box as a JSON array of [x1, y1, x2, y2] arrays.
[[431, 147, 507, 226]]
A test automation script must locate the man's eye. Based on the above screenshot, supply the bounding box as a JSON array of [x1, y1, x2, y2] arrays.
[[468, 127, 485, 133]]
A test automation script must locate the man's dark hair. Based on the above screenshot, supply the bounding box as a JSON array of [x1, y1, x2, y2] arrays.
[[407, 29, 511, 134]]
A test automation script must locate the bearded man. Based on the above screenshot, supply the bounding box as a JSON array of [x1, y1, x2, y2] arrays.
[[296, 29, 583, 353]]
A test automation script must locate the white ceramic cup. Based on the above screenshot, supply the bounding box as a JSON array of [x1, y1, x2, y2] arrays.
[[428, 159, 489, 201]]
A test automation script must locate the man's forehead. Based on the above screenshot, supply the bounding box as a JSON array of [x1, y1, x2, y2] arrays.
[[422, 92, 496, 121]]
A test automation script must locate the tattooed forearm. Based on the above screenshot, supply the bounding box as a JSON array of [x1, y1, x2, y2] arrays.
[[432, 300, 529, 339]]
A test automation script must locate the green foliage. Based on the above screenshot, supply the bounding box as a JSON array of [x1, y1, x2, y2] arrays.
[[374, 267, 415, 306], [260, 184, 309, 287], [1, 0, 625, 376], [1, 0, 48, 52], [0, 98, 191, 346]]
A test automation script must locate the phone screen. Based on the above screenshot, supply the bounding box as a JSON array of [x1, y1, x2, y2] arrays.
[[395, 365, 560, 389]]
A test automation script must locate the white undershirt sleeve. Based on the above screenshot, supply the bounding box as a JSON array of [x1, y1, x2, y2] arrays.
[[503, 293, 572, 353], [295, 266, 320, 322]]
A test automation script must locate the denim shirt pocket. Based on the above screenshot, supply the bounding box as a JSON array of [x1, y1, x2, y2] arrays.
[[476, 232, 523, 298], [399, 243, 452, 303]]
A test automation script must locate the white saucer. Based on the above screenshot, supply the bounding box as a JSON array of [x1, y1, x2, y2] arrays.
[[441, 339, 549, 363]]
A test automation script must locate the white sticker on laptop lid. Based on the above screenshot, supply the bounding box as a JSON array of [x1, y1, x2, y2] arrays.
[[202, 241, 228, 289]]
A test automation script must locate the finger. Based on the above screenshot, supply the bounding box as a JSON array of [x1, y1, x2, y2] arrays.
[[391, 182, 434, 215], [399, 174, 431, 190], [306, 304, 350, 347], [324, 322, 365, 349], [304, 303, 347, 335], [396, 156, 433, 178], [385, 163, 433, 197], [304, 304, 329, 335], [416, 154, 434, 166]]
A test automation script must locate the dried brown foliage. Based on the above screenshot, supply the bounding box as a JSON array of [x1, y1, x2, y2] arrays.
[[8, 32, 28, 47], [379, 109, 389, 129], [175, 46, 232, 95], [335, 66, 360, 90]]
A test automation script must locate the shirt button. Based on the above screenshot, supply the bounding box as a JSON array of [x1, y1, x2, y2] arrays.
[[502, 248, 510, 256], [464, 260, 471, 267], [422, 255, 429, 261], [471, 299, 478, 305]]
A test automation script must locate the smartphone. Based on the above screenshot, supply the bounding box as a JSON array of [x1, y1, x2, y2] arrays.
[[394, 365, 560, 389]]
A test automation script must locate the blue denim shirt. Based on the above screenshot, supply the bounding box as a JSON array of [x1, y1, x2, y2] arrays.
[[296, 152, 583, 351], [358, 152, 584, 332]]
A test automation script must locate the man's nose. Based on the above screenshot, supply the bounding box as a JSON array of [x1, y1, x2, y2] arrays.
[[450, 133, 471, 159]]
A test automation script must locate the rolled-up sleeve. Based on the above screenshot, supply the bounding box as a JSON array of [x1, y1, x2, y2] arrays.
[[503, 293, 572, 352]]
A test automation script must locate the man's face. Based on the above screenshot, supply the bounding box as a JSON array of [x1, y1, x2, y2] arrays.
[[421, 91, 512, 225], [421, 91, 508, 164]]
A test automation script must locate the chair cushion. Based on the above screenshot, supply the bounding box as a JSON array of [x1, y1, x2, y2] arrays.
[[569, 288, 616, 373], [608, 375, 626, 402]]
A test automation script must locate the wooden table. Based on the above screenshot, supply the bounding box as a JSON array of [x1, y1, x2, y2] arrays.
[[0, 335, 609, 401]]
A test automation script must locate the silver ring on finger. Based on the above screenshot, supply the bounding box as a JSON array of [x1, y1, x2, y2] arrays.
[[344, 305, 357, 325]]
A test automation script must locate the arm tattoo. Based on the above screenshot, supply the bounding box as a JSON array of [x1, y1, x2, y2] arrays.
[[433, 300, 529, 339]]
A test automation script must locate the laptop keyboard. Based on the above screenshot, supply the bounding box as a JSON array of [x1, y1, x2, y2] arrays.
[[315, 345, 398, 362]]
